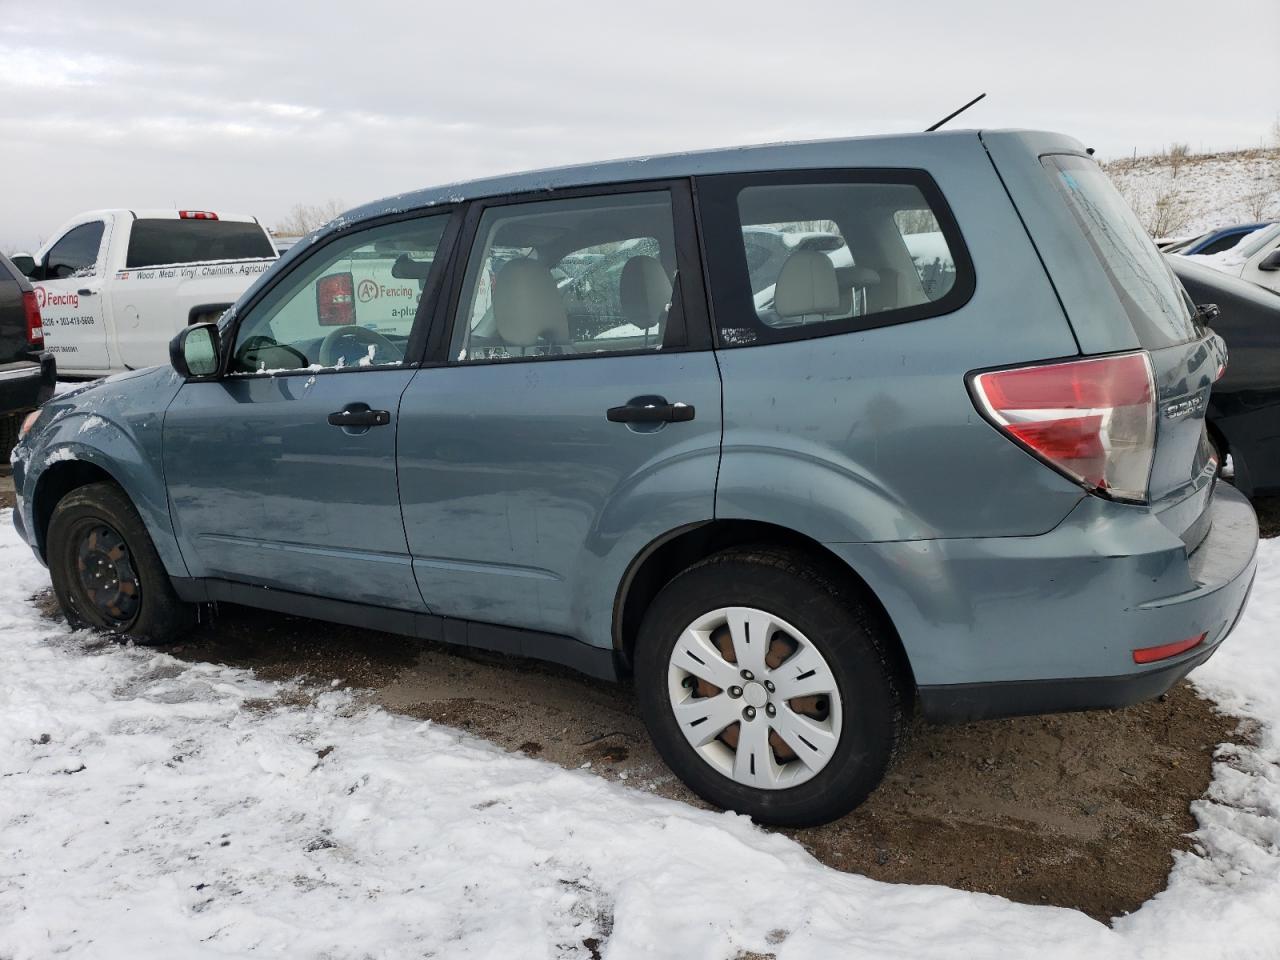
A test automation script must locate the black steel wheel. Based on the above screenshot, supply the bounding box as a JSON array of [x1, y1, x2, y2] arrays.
[[72, 521, 142, 628], [47, 481, 195, 644]]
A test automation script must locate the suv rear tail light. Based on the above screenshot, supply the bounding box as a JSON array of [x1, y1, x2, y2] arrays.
[[317, 272, 355, 326], [970, 351, 1156, 503], [21, 290, 43, 347]]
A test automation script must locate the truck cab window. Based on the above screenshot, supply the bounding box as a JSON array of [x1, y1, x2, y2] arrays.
[[45, 222, 105, 279]]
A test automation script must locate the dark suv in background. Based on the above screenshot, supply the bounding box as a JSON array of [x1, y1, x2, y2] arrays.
[[0, 252, 55, 452]]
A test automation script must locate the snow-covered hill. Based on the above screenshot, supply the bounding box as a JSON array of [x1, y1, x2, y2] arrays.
[[1104, 147, 1280, 240]]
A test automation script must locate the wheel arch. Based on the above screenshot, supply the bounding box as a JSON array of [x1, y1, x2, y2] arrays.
[[31, 459, 123, 561], [28, 441, 186, 581], [612, 518, 916, 701]]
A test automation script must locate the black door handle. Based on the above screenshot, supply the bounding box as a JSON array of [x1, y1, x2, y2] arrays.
[[328, 403, 391, 427], [77, 288, 96, 296], [606, 397, 695, 424]]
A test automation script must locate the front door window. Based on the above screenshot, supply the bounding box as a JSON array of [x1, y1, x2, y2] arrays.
[[231, 216, 450, 373]]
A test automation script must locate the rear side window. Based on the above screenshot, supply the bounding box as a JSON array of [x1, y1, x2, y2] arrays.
[[698, 170, 973, 346], [1042, 155, 1196, 348], [126, 219, 276, 269]]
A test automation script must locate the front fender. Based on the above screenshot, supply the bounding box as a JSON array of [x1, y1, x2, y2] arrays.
[[14, 396, 188, 578]]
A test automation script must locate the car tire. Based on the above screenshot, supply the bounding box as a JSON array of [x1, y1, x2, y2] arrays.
[[634, 547, 905, 827], [47, 481, 196, 645]]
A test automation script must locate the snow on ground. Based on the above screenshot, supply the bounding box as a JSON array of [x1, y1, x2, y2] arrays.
[[1105, 148, 1280, 239], [1, 515, 1278, 960]]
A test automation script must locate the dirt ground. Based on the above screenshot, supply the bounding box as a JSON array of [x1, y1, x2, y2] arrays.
[[3, 468, 1255, 922], [1254, 495, 1280, 538], [68, 599, 1231, 925]]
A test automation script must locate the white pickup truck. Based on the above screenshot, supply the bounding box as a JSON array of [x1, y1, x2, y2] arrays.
[[14, 209, 277, 376]]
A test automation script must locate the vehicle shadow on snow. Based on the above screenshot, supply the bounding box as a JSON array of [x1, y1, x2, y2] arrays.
[[29, 589, 1240, 925]]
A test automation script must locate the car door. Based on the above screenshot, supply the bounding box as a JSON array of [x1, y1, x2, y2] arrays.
[[163, 210, 459, 610], [397, 182, 722, 647], [34, 219, 111, 372]]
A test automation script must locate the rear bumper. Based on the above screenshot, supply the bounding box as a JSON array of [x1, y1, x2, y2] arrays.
[[918, 632, 1234, 723], [0, 354, 55, 416], [828, 482, 1259, 723]]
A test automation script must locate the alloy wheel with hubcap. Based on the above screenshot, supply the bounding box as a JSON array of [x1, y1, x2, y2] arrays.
[[635, 547, 903, 827], [667, 606, 841, 790]]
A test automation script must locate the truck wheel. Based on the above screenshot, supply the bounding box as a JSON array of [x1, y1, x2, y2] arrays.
[[634, 547, 905, 827], [47, 481, 196, 645]]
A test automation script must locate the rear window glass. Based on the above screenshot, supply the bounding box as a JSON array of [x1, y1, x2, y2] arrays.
[[126, 219, 276, 269], [698, 171, 973, 347], [1042, 155, 1196, 348]]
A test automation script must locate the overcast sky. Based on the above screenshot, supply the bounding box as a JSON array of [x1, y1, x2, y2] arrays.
[[2, 0, 1277, 250]]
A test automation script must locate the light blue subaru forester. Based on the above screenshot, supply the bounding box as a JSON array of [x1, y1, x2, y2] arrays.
[[11, 129, 1258, 825]]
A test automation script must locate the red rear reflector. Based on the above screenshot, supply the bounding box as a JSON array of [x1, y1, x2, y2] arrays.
[[970, 351, 1156, 502], [21, 290, 43, 347], [1132, 633, 1206, 665], [178, 210, 218, 220], [317, 272, 355, 326]]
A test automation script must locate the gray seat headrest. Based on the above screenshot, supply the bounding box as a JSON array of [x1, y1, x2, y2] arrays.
[[493, 258, 569, 347], [775, 250, 839, 319], [619, 255, 672, 331]]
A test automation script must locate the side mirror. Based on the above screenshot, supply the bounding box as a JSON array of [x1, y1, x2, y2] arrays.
[[10, 253, 35, 278], [1257, 249, 1280, 272], [170, 322, 221, 379]]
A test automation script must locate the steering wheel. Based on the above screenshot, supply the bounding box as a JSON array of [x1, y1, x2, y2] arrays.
[[318, 325, 403, 367]]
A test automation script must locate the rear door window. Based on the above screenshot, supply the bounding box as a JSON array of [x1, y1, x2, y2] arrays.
[[126, 219, 276, 268], [1042, 154, 1196, 348], [697, 170, 973, 347], [451, 190, 683, 362]]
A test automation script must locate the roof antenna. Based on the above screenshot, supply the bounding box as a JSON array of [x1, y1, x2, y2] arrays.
[[925, 93, 987, 132]]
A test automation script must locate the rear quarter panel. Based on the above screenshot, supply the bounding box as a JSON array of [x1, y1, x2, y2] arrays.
[[712, 132, 1086, 544]]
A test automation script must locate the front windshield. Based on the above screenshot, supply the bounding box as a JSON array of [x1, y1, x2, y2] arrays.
[[1238, 223, 1280, 259]]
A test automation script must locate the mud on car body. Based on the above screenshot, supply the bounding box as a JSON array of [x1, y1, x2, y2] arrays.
[[11, 129, 1258, 827]]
